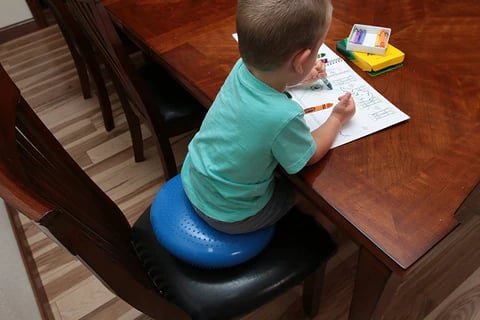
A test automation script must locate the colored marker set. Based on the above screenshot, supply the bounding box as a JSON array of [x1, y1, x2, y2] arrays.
[[351, 28, 367, 44], [347, 24, 391, 55]]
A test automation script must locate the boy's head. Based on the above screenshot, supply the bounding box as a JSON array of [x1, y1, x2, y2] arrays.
[[236, 0, 333, 72]]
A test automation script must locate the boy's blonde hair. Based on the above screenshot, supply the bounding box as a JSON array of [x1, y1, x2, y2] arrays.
[[236, 0, 332, 71]]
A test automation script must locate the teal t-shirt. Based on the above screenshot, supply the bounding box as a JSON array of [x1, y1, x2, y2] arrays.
[[181, 59, 316, 222]]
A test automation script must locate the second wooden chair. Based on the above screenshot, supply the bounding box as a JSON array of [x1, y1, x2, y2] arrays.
[[66, 0, 206, 179]]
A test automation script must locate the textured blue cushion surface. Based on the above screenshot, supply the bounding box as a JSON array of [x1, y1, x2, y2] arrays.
[[150, 174, 275, 268]]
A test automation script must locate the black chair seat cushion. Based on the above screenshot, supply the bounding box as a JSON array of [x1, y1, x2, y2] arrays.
[[138, 63, 206, 129], [131, 207, 337, 320]]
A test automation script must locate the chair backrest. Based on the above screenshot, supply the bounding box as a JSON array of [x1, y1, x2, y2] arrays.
[[46, 0, 115, 131], [47, 0, 86, 61], [47, 0, 88, 79], [65, 0, 160, 130], [0, 64, 188, 320]]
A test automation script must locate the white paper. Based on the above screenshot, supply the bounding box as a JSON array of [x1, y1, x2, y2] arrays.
[[288, 44, 410, 148]]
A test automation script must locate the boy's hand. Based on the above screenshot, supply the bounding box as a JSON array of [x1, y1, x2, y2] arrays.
[[331, 92, 356, 125], [301, 60, 327, 84]]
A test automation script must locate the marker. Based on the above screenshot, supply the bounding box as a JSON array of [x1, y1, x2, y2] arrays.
[[376, 29, 388, 48], [354, 28, 364, 44], [304, 103, 333, 114], [359, 29, 366, 44], [320, 77, 333, 90], [351, 28, 359, 43]]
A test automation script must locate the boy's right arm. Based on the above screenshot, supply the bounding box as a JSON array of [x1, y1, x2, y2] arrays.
[[306, 92, 355, 165]]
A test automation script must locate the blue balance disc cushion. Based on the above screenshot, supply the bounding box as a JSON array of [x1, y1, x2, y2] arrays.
[[150, 174, 275, 269]]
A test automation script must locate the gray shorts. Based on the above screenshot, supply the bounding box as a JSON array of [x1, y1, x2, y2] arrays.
[[193, 178, 296, 234]]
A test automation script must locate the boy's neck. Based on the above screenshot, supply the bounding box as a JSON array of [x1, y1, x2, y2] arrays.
[[248, 66, 290, 93]]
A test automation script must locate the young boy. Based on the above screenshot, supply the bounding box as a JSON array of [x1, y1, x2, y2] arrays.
[[181, 0, 355, 234]]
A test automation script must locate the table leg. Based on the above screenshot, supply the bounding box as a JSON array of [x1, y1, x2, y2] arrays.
[[349, 246, 401, 320]]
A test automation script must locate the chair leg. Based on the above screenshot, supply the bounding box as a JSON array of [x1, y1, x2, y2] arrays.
[[74, 49, 115, 132], [125, 107, 145, 162], [77, 64, 92, 99], [88, 58, 114, 131], [302, 263, 327, 318], [69, 45, 92, 100], [154, 135, 178, 180], [111, 77, 145, 162]]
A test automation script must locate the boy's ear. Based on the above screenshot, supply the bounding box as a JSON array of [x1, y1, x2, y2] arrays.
[[292, 48, 312, 74]]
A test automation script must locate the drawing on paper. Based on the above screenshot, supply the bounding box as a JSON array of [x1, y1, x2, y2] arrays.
[[287, 44, 409, 149]]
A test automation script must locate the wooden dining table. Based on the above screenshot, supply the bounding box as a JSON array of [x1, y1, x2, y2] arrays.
[[104, 0, 480, 318]]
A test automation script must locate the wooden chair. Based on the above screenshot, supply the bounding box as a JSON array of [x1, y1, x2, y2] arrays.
[[46, 0, 114, 131], [0, 64, 337, 320], [65, 0, 206, 179]]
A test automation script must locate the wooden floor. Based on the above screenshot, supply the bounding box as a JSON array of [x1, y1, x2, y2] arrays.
[[1, 25, 479, 320]]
